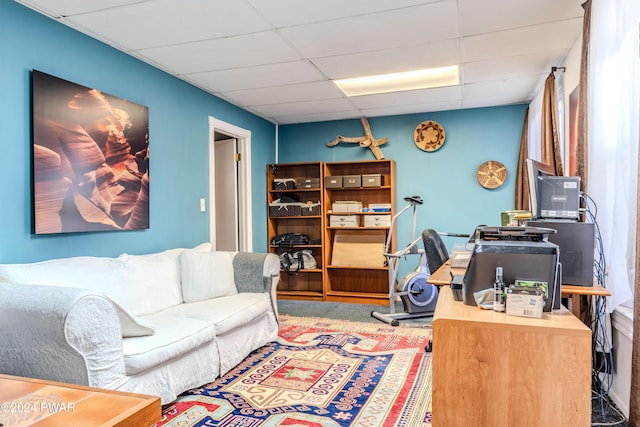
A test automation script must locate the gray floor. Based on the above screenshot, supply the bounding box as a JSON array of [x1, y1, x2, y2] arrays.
[[277, 299, 433, 326]]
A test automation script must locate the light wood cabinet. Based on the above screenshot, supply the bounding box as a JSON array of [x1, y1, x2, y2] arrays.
[[432, 287, 591, 427]]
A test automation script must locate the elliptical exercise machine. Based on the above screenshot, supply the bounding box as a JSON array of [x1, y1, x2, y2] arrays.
[[371, 196, 440, 327]]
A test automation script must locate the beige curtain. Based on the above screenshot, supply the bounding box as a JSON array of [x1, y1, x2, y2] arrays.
[[515, 107, 530, 210], [541, 72, 564, 176]]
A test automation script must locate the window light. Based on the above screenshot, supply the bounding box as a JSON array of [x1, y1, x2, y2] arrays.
[[333, 66, 459, 97]]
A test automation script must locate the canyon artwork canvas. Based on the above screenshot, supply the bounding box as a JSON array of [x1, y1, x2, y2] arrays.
[[32, 70, 149, 234]]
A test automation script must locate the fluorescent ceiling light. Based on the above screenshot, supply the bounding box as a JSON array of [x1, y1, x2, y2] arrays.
[[333, 66, 459, 97]]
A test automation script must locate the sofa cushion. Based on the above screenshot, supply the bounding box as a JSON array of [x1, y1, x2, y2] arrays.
[[122, 314, 216, 375], [0, 255, 149, 315], [163, 293, 271, 336], [118, 243, 213, 315], [179, 250, 238, 303], [109, 300, 155, 337]]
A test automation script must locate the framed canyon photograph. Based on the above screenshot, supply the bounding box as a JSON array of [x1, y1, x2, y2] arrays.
[[31, 70, 149, 234]]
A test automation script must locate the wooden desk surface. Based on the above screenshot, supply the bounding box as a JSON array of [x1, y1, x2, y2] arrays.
[[0, 374, 161, 427]]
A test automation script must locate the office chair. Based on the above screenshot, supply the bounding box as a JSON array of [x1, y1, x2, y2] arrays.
[[421, 229, 449, 275]]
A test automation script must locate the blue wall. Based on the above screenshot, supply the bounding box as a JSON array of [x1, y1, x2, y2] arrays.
[[0, 2, 275, 262], [278, 106, 528, 252]]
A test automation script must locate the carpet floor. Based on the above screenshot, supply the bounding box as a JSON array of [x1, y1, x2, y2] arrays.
[[154, 315, 432, 427]]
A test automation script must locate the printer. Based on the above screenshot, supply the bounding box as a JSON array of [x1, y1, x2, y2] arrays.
[[461, 226, 561, 311]]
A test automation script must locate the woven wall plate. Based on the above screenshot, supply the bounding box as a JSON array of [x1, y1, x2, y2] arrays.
[[414, 120, 445, 152], [477, 160, 507, 189]]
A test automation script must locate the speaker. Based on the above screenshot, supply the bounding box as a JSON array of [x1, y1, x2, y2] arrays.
[[528, 221, 595, 286], [539, 176, 580, 220]]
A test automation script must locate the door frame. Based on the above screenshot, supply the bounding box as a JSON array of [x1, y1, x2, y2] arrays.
[[208, 116, 253, 251]]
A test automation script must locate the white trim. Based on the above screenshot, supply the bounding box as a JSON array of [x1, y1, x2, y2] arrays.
[[208, 117, 253, 252]]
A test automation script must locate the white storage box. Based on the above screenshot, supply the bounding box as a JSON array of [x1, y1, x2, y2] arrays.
[[330, 215, 360, 227], [332, 201, 363, 213], [364, 214, 391, 227]]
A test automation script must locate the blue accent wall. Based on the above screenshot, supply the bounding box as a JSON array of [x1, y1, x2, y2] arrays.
[[278, 106, 528, 252], [0, 2, 275, 262]]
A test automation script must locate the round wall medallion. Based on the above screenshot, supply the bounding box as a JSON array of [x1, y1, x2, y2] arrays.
[[414, 120, 445, 152], [477, 160, 507, 189]]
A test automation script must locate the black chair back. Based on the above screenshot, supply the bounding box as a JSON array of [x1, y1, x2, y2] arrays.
[[422, 229, 449, 274]]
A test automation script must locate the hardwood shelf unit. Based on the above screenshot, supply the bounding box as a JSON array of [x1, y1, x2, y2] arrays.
[[267, 162, 324, 301]]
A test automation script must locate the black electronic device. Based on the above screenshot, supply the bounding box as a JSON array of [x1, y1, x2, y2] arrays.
[[538, 176, 580, 220], [526, 158, 555, 219], [528, 220, 595, 286], [462, 226, 561, 311]]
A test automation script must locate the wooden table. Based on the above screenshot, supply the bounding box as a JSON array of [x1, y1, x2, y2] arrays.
[[0, 374, 161, 427], [429, 260, 612, 322], [432, 287, 591, 427]]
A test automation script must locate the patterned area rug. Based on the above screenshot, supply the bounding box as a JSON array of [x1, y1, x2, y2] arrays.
[[154, 315, 433, 427]]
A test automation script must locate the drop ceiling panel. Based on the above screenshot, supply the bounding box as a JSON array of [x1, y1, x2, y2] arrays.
[[62, 0, 271, 50], [361, 99, 464, 117], [350, 86, 462, 110], [185, 61, 325, 93], [312, 38, 461, 80], [223, 81, 344, 107], [462, 19, 582, 63], [250, 98, 359, 118], [462, 75, 543, 100], [460, 0, 584, 36], [15, 0, 136, 16], [463, 52, 561, 84], [279, 2, 459, 58], [136, 31, 303, 75], [248, 0, 443, 28]]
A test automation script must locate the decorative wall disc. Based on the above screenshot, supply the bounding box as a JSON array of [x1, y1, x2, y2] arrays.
[[477, 160, 507, 189], [414, 120, 445, 152]]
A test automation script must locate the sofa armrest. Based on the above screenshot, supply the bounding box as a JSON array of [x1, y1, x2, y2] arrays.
[[232, 252, 281, 315], [0, 283, 126, 389]]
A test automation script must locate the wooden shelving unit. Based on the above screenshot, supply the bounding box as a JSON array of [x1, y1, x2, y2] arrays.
[[323, 160, 396, 305], [267, 160, 396, 304], [266, 162, 324, 301]]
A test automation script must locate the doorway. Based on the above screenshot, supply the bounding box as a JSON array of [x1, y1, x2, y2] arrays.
[[209, 117, 253, 251]]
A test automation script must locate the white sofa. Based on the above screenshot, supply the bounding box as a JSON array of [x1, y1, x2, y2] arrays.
[[0, 244, 280, 404]]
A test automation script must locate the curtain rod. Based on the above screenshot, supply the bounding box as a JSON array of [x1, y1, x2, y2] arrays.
[[551, 66, 566, 72]]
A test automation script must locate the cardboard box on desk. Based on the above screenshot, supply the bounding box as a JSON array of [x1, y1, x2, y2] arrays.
[[331, 229, 386, 268]]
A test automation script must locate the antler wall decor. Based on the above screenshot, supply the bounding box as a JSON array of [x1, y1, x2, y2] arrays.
[[326, 117, 388, 160]]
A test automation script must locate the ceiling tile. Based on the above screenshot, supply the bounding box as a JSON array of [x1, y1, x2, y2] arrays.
[[312, 38, 461, 79], [248, 0, 444, 28], [279, 2, 459, 58], [136, 31, 303, 75], [63, 0, 271, 50], [462, 75, 544, 100], [15, 0, 135, 16], [250, 98, 359, 118], [185, 61, 325, 92], [223, 81, 345, 107], [460, 0, 584, 36], [462, 19, 582, 62], [463, 53, 562, 84], [349, 86, 462, 109], [361, 100, 464, 117]]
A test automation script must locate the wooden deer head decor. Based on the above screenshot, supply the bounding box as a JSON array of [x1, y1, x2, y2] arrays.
[[326, 117, 388, 160]]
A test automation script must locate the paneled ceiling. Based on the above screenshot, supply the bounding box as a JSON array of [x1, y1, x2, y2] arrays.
[[16, 0, 584, 124]]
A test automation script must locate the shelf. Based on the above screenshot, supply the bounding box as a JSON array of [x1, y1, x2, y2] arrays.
[[325, 185, 392, 191], [327, 226, 390, 230], [270, 244, 322, 249], [270, 188, 320, 193], [327, 211, 391, 215], [326, 265, 388, 271], [281, 268, 323, 273], [269, 216, 322, 220]]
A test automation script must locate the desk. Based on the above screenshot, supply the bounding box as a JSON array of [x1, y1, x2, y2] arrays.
[[429, 260, 612, 322], [432, 287, 591, 426], [0, 374, 161, 427]]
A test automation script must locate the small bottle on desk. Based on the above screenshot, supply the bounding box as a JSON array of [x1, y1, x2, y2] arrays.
[[493, 266, 505, 312]]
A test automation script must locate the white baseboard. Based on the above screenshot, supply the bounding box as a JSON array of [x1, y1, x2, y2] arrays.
[[610, 306, 633, 418]]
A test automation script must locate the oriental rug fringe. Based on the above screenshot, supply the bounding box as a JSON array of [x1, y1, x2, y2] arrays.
[[154, 315, 432, 427]]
